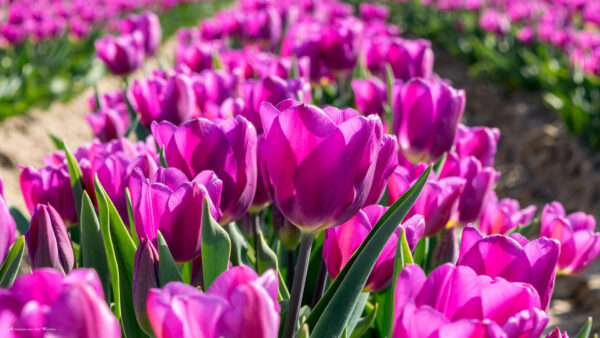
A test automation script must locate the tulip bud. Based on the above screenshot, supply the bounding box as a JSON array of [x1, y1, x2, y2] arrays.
[[320, 18, 361, 75], [454, 124, 500, 167], [0, 177, 16, 264], [95, 31, 145, 75], [25, 204, 75, 274], [120, 12, 161, 56], [479, 191, 536, 235], [133, 239, 159, 335], [272, 206, 301, 251], [454, 157, 500, 224], [86, 107, 131, 143], [351, 77, 387, 117], [545, 328, 569, 338]]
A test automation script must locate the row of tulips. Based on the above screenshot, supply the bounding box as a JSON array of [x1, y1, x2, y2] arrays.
[[0, 0, 599, 336], [0, 0, 225, 117], [381, 0, 600, 149]]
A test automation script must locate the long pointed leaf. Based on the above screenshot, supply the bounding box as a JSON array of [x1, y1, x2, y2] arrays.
[[0, 236, 25, 287], [9, 207, 29, 235], [306, 167, 431, 335], [389, 229, 413, 333], [576, 317, 593, 338], [157, 231, 183, 286], [56, 140, 85, 223], [201, 198, 231, 289]]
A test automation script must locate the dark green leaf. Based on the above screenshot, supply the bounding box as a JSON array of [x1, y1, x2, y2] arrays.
[[9, 207, 30, 235], [201, 198, 231, 289], [0, 236, 25, 288], [224, 222, 248, 266], [157, 231, 183, 286], [350, 302, 378, 338], [389, 229, 413, 333], [159, 147, 169, 168], [345, 292, 369, 335], [125, 188, 138, 246]]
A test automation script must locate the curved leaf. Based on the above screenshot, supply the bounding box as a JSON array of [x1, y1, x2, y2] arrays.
[[0, 236, 25, 287], [157, 231, 183, 286], [201, 198, 231, 289]]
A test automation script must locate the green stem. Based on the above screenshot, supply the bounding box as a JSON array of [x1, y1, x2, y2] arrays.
[[282, 232, 314, 338]]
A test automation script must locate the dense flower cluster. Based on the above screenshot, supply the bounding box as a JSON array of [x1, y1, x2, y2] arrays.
[[0, 0, 598, 337]]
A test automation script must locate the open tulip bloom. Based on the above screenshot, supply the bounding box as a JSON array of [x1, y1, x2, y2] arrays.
[[2, 0, 600, 337]]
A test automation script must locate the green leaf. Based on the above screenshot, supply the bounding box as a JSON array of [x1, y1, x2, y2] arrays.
[[125, 188, 138, 246], [576, 317, 593, 338], [80, 191, 110, 302], [385, 63, 395, 104], [9, 207, 30, 235], [181, 260, 193, 285], [308, 166, 431, 336], [122, 87, 148, 141], [157, 231, 183, 286], [94, 175, 144, 337], [413, 237, 429, 267], [389, 229, 414, 333], [55, 141, 85, 223], [201, 198, 231, 289], [433, 152, 447, 177], [0, 236, 25, 288], [350, 302, 378, 338], [212, 51, 223, 70], [298, 324, 310, 338], [345, 292, 369, 335], [224, 222, 248, 266], [159, 147, 169, 168], [257, 231, 277, 274], [374, 288, 392, 337]]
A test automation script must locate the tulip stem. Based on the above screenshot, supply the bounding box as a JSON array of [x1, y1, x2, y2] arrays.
[[287, 249, 295, 287], [251, 213, 260, 271], [311, 260, 328, 307], [282, 232, 314, 338]]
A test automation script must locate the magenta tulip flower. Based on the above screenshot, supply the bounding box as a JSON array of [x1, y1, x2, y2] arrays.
[[120, 11, 161, 56], [359, 3, 389, 22], [389, 164, 465, 237], [95, 31, 145, 75], [393, 264, 549, 338], [479, 9, 511, 36], [129, 167, 222, 262], [20, 163, 77, 225], [546, 328, 569, 338], [146, 266, 279, 338], [454, 124, 500, 167], [324, 205, 424, 292], [86, 107, 132, 142], [176, 41, 216, 73], [0, 177, 16, 264], [25, 204, 75, 274], [365, 37, 434, 81], [242, 7, 282, 48], [365, 134, 398, 205], [152, 116, 257, 225], [351, 77, 387, 117], [0, 268, 120, 337], [320, 17, 361, 75], [392, 77, 465, 163], [541, 202, 600, 274], [251, 136, 271, 212], [479, 191, 536, 235], [458, 226, 560, 310], [260, 100, 383, 232]]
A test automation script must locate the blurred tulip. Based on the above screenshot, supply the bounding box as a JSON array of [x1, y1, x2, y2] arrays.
[[86, 107, 131, 142], [458, 226, 559, 310], [146, 266, 279, 338], [359, 3, 389, 22], [393, 264, 548, 338], [351, 77, 387, 117], [152, 116, 257, 224], [0, 177, 16, 264], [392, 77, 465, 163], [95, 31, 145, 75], [120, 11, 161, 56], [454, 124, 500, 167], [479, 191, 536, 235], [129, 167, 222, 261], [0, 268, 120, 337], [260, 100, 383, 232], [25, 204, 75, 274], [541, 202, 600, 274], [479, 9, 511, 36], [324, 205, 424, 292], [320, 18, 361, 75], [364, 37, 434, 81], [546, 328, 569, 338], [365, 134, 398, 205], [133, 239, 159, 335]]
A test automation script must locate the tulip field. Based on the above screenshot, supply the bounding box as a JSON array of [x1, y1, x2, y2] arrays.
[[1, 0, 600, 337]]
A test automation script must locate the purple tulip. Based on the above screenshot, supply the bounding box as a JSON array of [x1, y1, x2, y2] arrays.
[[242, 75, 311, 133], [25, 204, 75, 274], [146, 266, 279, 338], [260, 100, 383, 232], [324, 205, 424, 292], [193, 70, 237, 110], [458, 226, 559, 310], [280, 21, 327, 83], [365, 134, 398, 205], [359, 3, 389, 22], [152, 116, 257, 225], [176, 41, 217, 73], [20, 163, 77, 225], [479, 191, 536, 235], [133, 239, 159, 335], [541, 202, 600, 274], [129, 167, 222, 262], [0, 177, 16, 265], [242, 7, 282, 48], [479, 9, 511, 36], [130, 72, 196, 128], [454, 124, 500, 167], [365, 37, 434, 81], [0, 268, 120, 337], [86, 107, 132, 143], [95, 31, 145, 75], [251, 136, 271, 212], [393, 264, 549, 338], [389, 164, 465, 237], [546, 328, 569, 338], [392, 77, 465, 163], [320, 18, 361, 75], [120, 11, 161, 56], [351, 77, 387, 117]]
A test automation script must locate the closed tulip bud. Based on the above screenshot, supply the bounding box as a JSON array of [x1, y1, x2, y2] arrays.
[[20, 164, 78, 225], [0, 177, 16, 264], [176, 41, 214, 73], [320, 18, 361, 75], [260, 100, 383, 232], [479, 9, 511, 36], [25, 204, 75, 274], [394, 264, 548, 338], [95, 31, 145, 75], [351, 77, 387, 117], [546, 328, 569, 338], [129, 167, 223, 262], [458, 226, 559, 310], [385, 37, 434, 81], [86, 107, 131, 143], [324, 205, 424, 292], [272, 206, 301, 251], [392, 78, 465, 163], [2, 269, 120, 337], [243, 8, 282, 48], [152, 116, 257, 225], [120, 11, 161, 56], [541, 202, 600, 274], [133, 239, 159, 335], [454, 124, 500, 167], [479, 191, 536, 235]]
